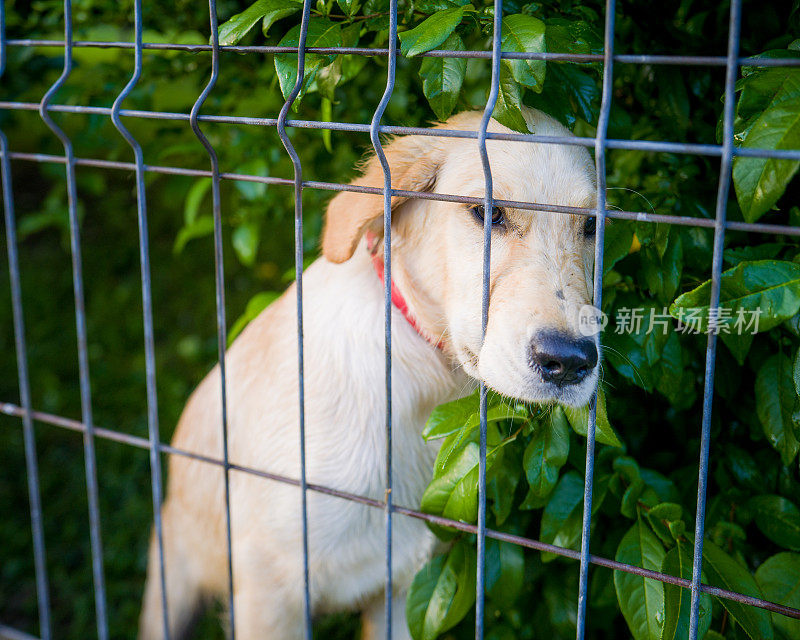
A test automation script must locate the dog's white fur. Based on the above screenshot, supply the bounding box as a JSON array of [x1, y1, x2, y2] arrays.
[[138, 108, 598, 639]]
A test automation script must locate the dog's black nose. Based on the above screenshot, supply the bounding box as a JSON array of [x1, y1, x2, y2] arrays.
[[529, 330, 598, 386]]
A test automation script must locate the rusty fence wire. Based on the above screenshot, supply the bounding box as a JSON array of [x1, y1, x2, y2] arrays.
[[2, 0, 800, 639]]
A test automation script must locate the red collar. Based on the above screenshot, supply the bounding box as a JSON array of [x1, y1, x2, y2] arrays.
[[365, 232, 444, 350]]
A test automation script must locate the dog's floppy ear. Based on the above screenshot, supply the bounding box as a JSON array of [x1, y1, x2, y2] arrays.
[[322, 136, 442, 263]]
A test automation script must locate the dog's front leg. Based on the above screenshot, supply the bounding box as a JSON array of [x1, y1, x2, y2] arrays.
[[232, 562, 305, 640]]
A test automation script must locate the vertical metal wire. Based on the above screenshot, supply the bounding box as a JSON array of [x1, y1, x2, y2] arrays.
[[0, 4, 52, 638], [275, 1, 313, 637], [37, 2, 108, 638], [109, 2, 170, 637], [575, 0, 615, 637], [368, 0, 399, 635], [476, 1, 503, 637], [688, 1, 742, 636], [187, 1, 236, 636]]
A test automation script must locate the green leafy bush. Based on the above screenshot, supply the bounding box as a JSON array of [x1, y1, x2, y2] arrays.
[[1, 1, 800, 639]]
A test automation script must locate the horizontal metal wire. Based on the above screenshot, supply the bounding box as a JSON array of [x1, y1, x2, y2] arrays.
[[3, 100, 799, 161], [1, 400, 798, 622], [6, 39, 800, 67], [3, 149, 799, 237]]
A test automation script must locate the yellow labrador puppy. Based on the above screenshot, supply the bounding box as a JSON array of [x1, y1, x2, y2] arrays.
[[139, 107, 599, 639]]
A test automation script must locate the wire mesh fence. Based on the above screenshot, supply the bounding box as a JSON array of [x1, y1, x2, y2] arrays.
[[2, 0, 800, 639]]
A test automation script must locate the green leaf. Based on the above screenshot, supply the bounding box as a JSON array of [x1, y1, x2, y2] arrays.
[[540, 471, 584, 561], [545, 18, 602, 56], [661, 542, 712, 640], [317, 58, 343, 102], [420, 33, 466, 121], [549, 63, 599, 124], [794, 347, 800, 396], [232, 223, 259, 267], [488, 443, 520, 526], [652, 329, 694, 409], [421, 427, 512, 526], [614, 519, 666, 640], [733, 70, 800, 222], [720, 331, 754, 366], [422, 391, 526, 441], [748, 495, 800, 551], [526, 57, 599, 128], [233, 159, 269, 200], [658, 68, 690, 133], [183, 177, 211, 225], [613, 456, 641, 484], [421, 441, 481, 523], [493, 64, 529, 133], [486, 538, 524, 603], [524, 407, 570, 499], [274, 19, 342, 102], [635, 221, 670, 257], [413, 0, 471, 11], [263, 0, 303, 35], [432, 424, 476, 477], [173, 215, 214, 254], [756, 353, 800, 466], [641, 230, 682, 305], [724, 445, 763, 492], [648, 502, 682, 522], [399, 6, 465, 57], [338, 22, 367, 84], [336, 0, 359, 17], [501, 14, 546, 91], [737, 64, 800, 119], [218, 0, 300, 46], [406, 542, 477, 640], [669, 260, 800, 334], [603, 220, 635, 275], [755, 552, 800, 640], [228, 291, 281, 345], [424, 391, 480, 441], [321, 97, 333, 152], [638, 469, 678, 506], [621, 480, 646, 520], [646, 502, 682, 546], [701, 539, 774, 640], [562, 389, 624, 448], [724, 243, 785, 266], [604, 330, 656, 391]]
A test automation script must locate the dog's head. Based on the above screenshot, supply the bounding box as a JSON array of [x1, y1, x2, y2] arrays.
[[323, 108, 599, 407]]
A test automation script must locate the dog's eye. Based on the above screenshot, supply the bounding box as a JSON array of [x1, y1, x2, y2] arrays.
[[472, 205, 506, 227], [583, 216, 596, 237]]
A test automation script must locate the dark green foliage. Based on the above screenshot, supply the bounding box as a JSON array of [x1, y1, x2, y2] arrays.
[[1, 1, 800, 639]]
